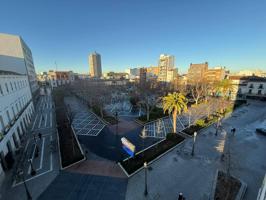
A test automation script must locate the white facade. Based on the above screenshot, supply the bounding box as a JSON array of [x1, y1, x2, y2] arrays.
[[0, 33, 39, 95], [0, 73, 34, 182], [125, 68, 140, 80], [229, 76, 266, 100], [47, 70, 74, 88], [158, 54, 175, 82]]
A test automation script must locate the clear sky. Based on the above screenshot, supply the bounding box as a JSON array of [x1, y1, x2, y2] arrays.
[[1, 0, 266, 74]]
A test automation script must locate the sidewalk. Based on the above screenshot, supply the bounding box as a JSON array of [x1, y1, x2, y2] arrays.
[[126, 101, 266, 200], [0, 92, 60, 200]]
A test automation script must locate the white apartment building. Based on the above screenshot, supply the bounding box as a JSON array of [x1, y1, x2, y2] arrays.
[[125, 68, 140, 80], [158, 54, 175, 82], [229, 76, 266, 100], [0, 33, 39, 95], [47, 70, 74, 88], [0, 71, 34, 182]]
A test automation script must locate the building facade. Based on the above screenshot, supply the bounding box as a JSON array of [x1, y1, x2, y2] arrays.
[[47, 70, 74, 88], [139, 67, 147, 86], [229, 75, 266, 100], [0, 33, 38, 95], [0, 71, 34, 182], [158, 54, 175, 82], [89, 52, 102, 78], [187, 62, 208, 84], [205, 67, 226, 83]]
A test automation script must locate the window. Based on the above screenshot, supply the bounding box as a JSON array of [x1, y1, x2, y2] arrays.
[[0, 84, 3, 95], [6, 110, 11, 123], [0, 115, 5, 132], [258, 84, 263, 89], [258, 90, 262, 95], [12, 106, 16, 117], [5, 83, 9, 93], [249, 84, 254, 88], [16, 103, 19, 113], [10, 82, 13, 91], [248, 89, 252, 94]]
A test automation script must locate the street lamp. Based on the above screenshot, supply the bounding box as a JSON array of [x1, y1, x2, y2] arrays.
[[191, 132, 197, 156], [18, 170, 32, 200], [215, 117, 221, 136], [144, 162, 148, 196], [28, 159, 36, 176], [178, 192, 184, 200]]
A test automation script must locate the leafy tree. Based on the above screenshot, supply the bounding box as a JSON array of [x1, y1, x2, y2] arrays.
[[162, 92, 188, 133]]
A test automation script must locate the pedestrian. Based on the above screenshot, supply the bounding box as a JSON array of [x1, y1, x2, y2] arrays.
[[231, 128, 236, 136], [38, 132, 42, 140]]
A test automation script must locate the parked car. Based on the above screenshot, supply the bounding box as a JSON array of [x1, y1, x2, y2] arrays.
[[256, 128, 266, 136]]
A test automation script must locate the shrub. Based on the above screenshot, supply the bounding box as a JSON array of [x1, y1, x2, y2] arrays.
[[195, 119, 205, 127]]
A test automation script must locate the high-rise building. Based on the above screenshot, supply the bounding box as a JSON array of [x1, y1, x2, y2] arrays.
[[89, 52, 102, 78], [0, 33, 39, 96], [139, 67, 147, 86], [187, 62, 208, 84], [158, 54, 175, 82]]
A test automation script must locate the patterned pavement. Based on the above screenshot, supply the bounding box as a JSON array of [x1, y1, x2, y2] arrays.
[[64, 97, 106, 136], [144, 99, 226, 138]]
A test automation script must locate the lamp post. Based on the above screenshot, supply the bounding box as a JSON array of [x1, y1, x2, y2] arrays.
[[191, 131, 197, 156], [178, 192, 184, 200], [115, 110, 119, 162], [18, 170, 32, 200], [144, 162, 148, 196], [28, 159, 36, 176]]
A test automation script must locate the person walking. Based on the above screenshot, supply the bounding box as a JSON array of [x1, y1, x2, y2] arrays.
[[38, 132, 42, 140]]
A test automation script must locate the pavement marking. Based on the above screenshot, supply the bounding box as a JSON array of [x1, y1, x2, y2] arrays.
[[45, 113, 48, 127], [31, 114, 38, 131], [50, 112, 52, 127], [12, 169, 53, 187], [37, 137, 45, 170], [50, 135, 53, 170], [153, 122, 156, 137], [28, 144, 36, 175], [38, 114, 43, 128]]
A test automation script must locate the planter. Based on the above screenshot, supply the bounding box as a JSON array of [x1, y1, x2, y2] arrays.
[[211, 170, 247, 200], [119, 133, 185, 176]]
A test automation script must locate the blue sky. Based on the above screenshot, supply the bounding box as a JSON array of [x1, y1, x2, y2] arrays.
[[1, 0, 266, 74]]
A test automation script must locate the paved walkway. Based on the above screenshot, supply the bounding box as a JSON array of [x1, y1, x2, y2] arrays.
[[0, 88, 60, 200], [126, 100, 266, 200]]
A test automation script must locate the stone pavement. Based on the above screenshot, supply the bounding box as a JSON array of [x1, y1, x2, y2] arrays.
[[126, 100, 266, 200], [38, 171, 128, 200]]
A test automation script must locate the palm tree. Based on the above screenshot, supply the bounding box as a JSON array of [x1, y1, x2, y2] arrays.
[[162, 92, 188, 133]]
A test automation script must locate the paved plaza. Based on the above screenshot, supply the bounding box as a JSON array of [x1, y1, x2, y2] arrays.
[[104, 100, 143, 117], [144, 99, 221, 138], [38, 171, 128, 200], [65, 97, 106, 136], [126, 100, 266, 200]]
